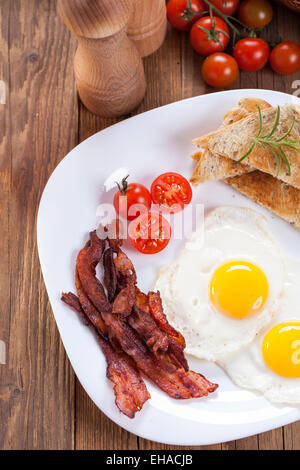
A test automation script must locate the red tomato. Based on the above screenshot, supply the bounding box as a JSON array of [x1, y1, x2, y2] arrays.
[[151, 172, 193, 213], [167, 0, 206, 31], [113, 176, 152, 221], [233, 38, 269, 72], [202, 53, 239, 88], [270, 41, 300, 75], [129, 212, 171, 254], [210, 0, 240, 16], [190, 16, 230, 56], [238, 0, 273, 29]]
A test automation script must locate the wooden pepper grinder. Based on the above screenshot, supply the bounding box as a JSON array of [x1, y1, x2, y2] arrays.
[[128, 0, 167, 58], [58, 0, 147, 117]]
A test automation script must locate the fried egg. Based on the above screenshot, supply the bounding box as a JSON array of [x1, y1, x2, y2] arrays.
[[155, 206, 285, 361], [218, 257, 300, 405]]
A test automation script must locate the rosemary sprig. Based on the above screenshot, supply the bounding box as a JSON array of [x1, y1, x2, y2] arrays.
[[236, 106, 300, 177]]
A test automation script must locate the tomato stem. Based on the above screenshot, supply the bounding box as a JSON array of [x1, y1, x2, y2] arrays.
[[197, 19, 229, 43], [183, 0, 205, 24], [116, 175, 130, 196], [202, 0, 240, 35]]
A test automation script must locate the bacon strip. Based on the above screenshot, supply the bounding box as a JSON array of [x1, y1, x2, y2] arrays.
[[61, 290, 150, 418], [76, 232, 111, 313], [61, 291, 90, 326], [99, 337, 150, 418], [114, 249, 137, 287], [128, 289, 169, 353], [76, 270, 108, 337], [148, 291, 188, 371], [103, 248, 118, 303], [112, 283, 136, 316]]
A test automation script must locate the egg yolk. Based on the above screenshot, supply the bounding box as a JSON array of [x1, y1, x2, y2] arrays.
[[262, 322, 300, 378], [209, 261, 269, 319]]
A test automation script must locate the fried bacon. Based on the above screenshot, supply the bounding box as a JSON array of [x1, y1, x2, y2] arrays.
[[76, 270, 107, 337], [148, 291, 189, 371], [113, 249, 137, 287], [76, 232, 111, 313], [128, 288, 169, 353], [112, 283, 136, 316], [98, 336, 150, 418], [62, 230, 218, 418], [60, 291, 149, 418], [103, 248, 118, 302], [61, 291, 90, 326]]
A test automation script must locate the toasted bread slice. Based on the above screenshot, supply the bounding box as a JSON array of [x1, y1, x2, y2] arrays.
[[193, 103, 300, 189], [190, 98, 271, 185], [222, 97, 272, 126], [226, 170, 300, 230], [190, 150, 252, 185]]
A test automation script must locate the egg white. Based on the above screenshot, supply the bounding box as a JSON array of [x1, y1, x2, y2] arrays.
[[218, 257, 300, 405], [155, 206, 285, 362]]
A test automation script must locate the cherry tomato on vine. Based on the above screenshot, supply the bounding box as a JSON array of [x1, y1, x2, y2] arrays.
[[202, 53, 239, 88], [238, 0, 273, 29], [151, 172, 193, 213], [129, 212, 171, 254], [210, 0, 240, 16], [233, 37, 269, 72], [167, 0, 206, 31], [270, 41, 300, 75], [190, 16, 230, 56], [113, 176, 152, 221]]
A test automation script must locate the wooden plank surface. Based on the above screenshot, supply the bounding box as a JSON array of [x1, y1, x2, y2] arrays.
[[0, 0, 78, 449], [0, 0, 300, 450]]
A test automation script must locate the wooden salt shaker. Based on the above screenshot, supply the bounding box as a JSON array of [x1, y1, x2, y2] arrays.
[[58, 0, 146, 117], [128, 0, 167, 57]]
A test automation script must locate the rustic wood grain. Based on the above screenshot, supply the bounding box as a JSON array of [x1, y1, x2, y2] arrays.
[[1, 0, 300, 450], [0, 0, 78, 449], [0, 0, 12, 448]]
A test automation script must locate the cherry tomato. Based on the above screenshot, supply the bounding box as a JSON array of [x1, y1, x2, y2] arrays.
[[113, 176, 152, 221], [150, 172, 193, 213], [190, 16, 230, 56], [233, 38, 269, 72], [210, 0, 240, 16], [238, 0, 273, 29], [202, 53, 239, 88], [129, 212, 171, 254], [270, 41, 300, 75], [167, 0, 206, 31]]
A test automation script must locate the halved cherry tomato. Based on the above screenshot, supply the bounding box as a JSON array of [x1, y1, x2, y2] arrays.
[[210, 0, 240, 16], [270, 41, 300, 75], [113, 176, 152, 221], [238, 0, 273, 29], [202, 53, 239, 88], [129, 212, 171, 254], [150, 172, 193, 213], [233, 37, 269, 72], [190, 16, 230, 56], [167, 0, 206, 32]]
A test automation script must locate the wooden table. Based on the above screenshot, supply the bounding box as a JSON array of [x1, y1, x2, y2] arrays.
[[1, 0, 300, 450]]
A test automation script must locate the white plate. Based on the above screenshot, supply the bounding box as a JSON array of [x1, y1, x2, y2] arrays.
[[37, 89, 300, 446]]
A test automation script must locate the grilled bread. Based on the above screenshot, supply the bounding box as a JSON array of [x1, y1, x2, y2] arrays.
[[190, 98, 271, 184], [190, 150, 251, 185], [193, 103, 300, 189], [226, 170, 300, 230]]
